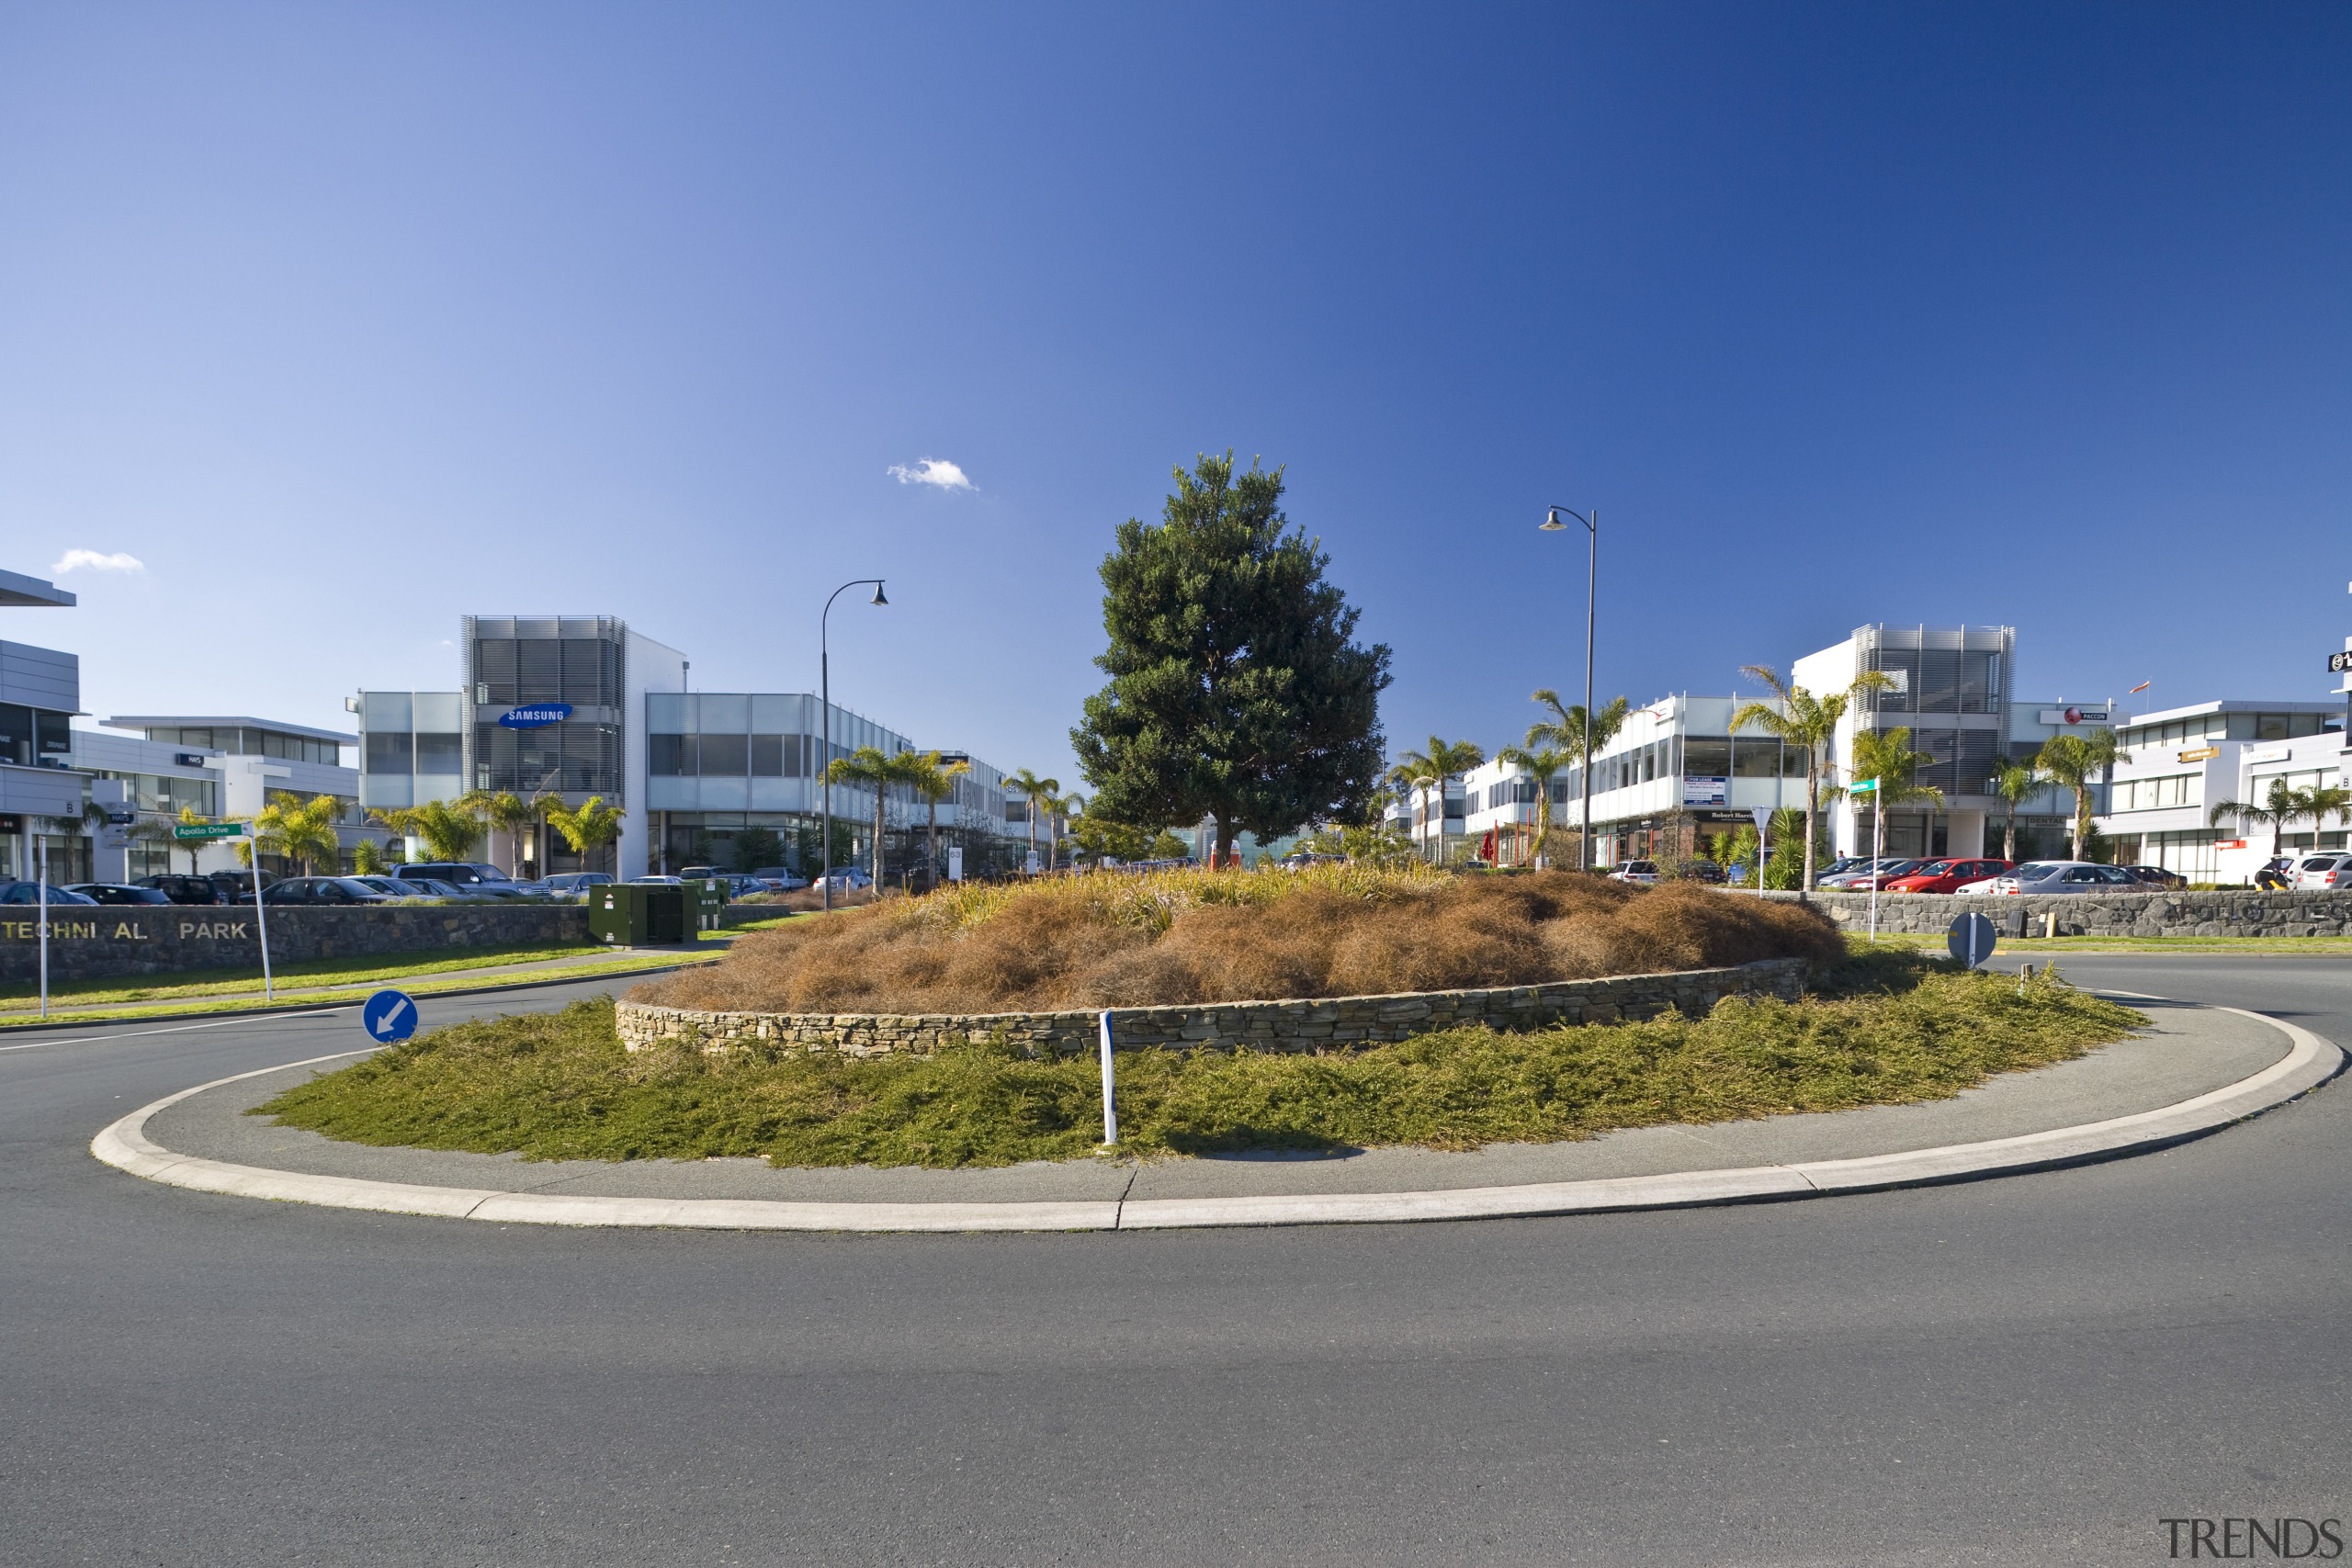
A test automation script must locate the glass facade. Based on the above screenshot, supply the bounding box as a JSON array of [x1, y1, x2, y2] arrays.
[[465, 616, 628, 796], [136, 726, 341, 765], [0, 703, 74, 768]]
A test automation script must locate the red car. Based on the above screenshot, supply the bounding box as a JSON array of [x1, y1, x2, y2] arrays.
[[1883, 857, 2012, 893]]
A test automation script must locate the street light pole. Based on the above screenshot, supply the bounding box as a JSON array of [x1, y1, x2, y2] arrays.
[[1541, 505, 1599, 872], [819, 578, 888, 913]]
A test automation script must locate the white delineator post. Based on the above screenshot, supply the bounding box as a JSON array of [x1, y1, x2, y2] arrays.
[[1098, 1010, 1118, 1147], [247, 827, 274, 1001]]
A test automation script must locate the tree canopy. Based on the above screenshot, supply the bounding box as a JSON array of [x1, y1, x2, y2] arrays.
[[1071, 452, 1391, 863]]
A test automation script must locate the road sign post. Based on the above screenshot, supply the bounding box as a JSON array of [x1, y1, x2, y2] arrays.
[[175, 822, 268, 998], [1948, 912, 1996, 970], [1849, 778, 1883, 942], [1750, 806, 1771, 897]]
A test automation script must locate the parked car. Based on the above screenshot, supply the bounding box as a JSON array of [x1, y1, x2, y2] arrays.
[[744, 866, 808, 892], [810, 868, 874, 893], [261, 876, 401, 905], [677, 865, 724, 881], [2294, 853, 2352, 890], [134, 874, 223, 905], [536, 872, 616, 900], [1813, 857, 1871, 882], [350, 875, 442, 900], [1677, 858, 1726, 884], [1818, 858, 1922, 889], [2253, 856, 2297, 889], [1607, 859, 1660, 885], [389, 863, 534, 897], [630, 875, 684, 885], [2121, 863, 2189, 889], [63, 882, 175, 905], [1883, 858, 2012, 894], [1986, 861, 2142, 895], [204, 869, 277, 904], [0, 881, 99, 905]]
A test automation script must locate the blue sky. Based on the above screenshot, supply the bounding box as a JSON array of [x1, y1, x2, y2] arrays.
[[3, 3, 2346, 784]]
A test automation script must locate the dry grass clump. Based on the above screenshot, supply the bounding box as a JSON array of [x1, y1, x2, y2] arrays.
[[634, 864, 1843, 1015]]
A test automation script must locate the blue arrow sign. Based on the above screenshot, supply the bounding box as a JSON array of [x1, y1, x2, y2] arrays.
[[362, 988, 419, 1043]]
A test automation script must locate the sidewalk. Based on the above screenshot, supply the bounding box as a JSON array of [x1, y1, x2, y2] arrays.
[[109, 992, 2339, 1229]]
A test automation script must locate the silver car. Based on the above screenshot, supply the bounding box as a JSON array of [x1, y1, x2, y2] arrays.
[[1986, 861, 2140, 895]]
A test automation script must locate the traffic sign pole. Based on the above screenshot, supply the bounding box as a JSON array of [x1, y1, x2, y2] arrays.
[[37, 832, 48, 1020], [245, 826, 272, 1000]]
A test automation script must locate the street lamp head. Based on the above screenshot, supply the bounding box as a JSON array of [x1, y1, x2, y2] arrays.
[[1540, 509, 1568, 532], [869, 582, 888, 606]]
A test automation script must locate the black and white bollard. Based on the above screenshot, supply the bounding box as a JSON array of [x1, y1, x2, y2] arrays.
[[1098, 1009, 1118, 1147]]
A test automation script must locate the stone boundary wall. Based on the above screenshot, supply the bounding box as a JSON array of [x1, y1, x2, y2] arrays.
[[614, 956, 1810, 1057], [1758, 888, 2352, 938], [0, 905, 591, 986]]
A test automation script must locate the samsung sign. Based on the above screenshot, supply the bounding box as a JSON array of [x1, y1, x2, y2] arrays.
[[497, 704, 573, 728]]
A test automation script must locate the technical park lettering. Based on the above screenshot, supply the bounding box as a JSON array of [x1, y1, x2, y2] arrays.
[[0, 919, 240, 942]]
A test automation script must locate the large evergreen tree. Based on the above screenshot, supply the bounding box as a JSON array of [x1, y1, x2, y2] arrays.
[[1072, 452, 1391, 864]]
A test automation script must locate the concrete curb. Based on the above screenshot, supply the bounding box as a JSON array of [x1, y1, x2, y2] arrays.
[[6, 957, 711, 1033], [90, 1003, 2343, 1234]]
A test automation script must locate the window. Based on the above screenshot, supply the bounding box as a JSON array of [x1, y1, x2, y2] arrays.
[[650, 735, 690, 776], [1683, 740, 1731, 778], [751, 735, 785, 777], [699, 733, 748, 775], [415, 732, 462, 774], [365, 731, 413, 774]]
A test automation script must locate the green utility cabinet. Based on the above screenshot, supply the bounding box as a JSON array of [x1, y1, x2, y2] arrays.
[[685, 879, 728, 931], [587, 884, 691, 946]]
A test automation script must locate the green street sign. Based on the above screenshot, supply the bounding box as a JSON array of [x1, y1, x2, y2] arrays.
[[172, 821, 247, 841], [1848, 778, 1880, 795]]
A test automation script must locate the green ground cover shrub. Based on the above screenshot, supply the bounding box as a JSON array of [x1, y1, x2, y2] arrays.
[[256, 956, 2141, 1168]]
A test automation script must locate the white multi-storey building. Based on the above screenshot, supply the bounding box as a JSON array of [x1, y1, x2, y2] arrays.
[[358, 615, 1025, 880], [1430, 624, 2125, 869], [2093, 700, 2346, 883]]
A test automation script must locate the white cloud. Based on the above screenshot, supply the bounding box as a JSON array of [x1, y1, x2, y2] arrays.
[[51, 548, 145, 574], [888, 457, 975, 491]]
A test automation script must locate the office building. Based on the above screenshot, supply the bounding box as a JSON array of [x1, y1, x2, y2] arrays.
[[358, 615, 1025, 880], [1438, 624, 2116, 868], [0, 568, 85, 882], [2093, 700, 2346, 883]]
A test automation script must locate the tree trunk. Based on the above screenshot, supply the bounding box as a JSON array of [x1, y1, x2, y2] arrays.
[[1028, 807, 1039, 872], [927, 799, 938, 887], [1214, 813, 1234, 868], [2003, 808, 2017, 863], [873, 790, 887, 889]]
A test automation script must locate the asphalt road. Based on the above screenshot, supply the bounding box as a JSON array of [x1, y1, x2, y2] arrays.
[[3, 958, 2347, 1567]]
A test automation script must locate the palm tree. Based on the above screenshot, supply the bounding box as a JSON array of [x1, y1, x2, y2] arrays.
[[825, 747, 903, 887], [1730, 664, 1895, 890], [2292, 783, 2352, 854], [460, 790, 542, 877], [2208, 778, 2297, 858], [1390, 737, 1486, 862], [1988, 761, 2044, 863], [2037, 730, 2129, 861], [1001, 767, 1058, 872], [897, 750, 969, 886], [1848, 728, 1945, 868], [368, 798, 487, 863], [1524, 690, 1628, 762], [543, 795, 625, 874], [1496, 744, 1570, 866], [254, 792, 345, 876]]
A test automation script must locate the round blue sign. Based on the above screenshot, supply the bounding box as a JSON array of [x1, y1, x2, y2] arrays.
[[497, 704, 573, 728], [362, 988, 419, 1043]]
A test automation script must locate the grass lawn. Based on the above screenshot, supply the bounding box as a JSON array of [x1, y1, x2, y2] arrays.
[[254, 955, 2143, 1168], [0, 942, 727, 1028], [1850, 931, 2352, 955]]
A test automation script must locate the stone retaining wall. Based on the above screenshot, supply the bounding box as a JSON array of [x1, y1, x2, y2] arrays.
[[0, 905, 591, 986], [614, 956, 1810, 1057], [1761, 888, 2352, 938]]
